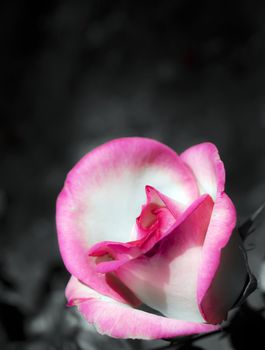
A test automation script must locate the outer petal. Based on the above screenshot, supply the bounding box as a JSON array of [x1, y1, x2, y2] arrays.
[[56, 137, 198, 299], [180, 142, 225, 200], [197, 193, 238, 323], [199, 228, 248, 324], [66, 277, 219, 340], [116, 195, 214, 322], [181, 143, 242, 323], [56, 189, 139, 305]]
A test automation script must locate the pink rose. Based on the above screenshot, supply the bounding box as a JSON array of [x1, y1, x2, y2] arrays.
[[56, 137, 252, 339]]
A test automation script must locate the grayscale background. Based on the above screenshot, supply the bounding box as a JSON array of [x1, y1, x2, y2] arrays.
[[1, 1, 265, 349]]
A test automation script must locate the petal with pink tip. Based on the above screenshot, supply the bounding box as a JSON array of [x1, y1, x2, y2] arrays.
[[90, 192, 209, 275], [145, 185, 184, 218], [180, 142, 240, 323], [197, 193, 240, 323], [56, 187, 139, 305], [116, 194, 214, 323], [88, 186, 179, 273], [56, 137, 198, 299], [180, 142, 225, 199], [199, 228, 248, 324], [66, 276, 219, 340]]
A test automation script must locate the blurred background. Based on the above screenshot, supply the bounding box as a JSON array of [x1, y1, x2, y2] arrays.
[[1, 1, 265, 349]]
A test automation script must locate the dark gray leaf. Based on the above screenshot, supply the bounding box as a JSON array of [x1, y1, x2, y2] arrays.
[[238, 202, 265, 241]]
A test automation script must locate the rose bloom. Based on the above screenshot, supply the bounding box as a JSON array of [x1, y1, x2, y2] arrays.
[[56, 137, 253, 339]]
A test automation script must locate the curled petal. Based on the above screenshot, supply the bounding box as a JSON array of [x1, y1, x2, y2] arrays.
[[116, 194, 214, 322], [197, 193, 239, 323], [181, 143, 242, 323], [145, 185, 184, 218], [89, 185, 179, 273], [66, 277, 219, 340], [181, 142, 225, 199], [200, 229, 249, 324], [90, 194, 212, 275]]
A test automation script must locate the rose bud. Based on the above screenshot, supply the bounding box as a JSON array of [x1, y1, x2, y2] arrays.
[[56, 138, 255, 339]]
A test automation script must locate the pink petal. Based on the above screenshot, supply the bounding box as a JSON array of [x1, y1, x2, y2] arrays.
[[89, 185, 179, 273], [197, 193, 242, 323], [181, 142, 240, 323], [88, 207, 176, 274], [199, 229, 248, 324], [66, 276, 219, 340], [56, 189, 138, 305], [90, 193, 210, 275], [56, 137, 198, 300], [145, 185, 184, 218], [116, 195, 214, 322], [180, 142, 225, 200]]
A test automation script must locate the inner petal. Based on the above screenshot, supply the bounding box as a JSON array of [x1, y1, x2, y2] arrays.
[[88, 186, 181, 273], [116, 194, 214, 322], [137, 202, 160, 232]]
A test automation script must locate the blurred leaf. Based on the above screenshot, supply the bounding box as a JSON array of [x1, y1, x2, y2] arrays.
[[0, 261, 16, 291], [232, 246, 257, 308], [228, 304, 265, 350], [238, 202, 265, 241], [260, 259, 265, 295]]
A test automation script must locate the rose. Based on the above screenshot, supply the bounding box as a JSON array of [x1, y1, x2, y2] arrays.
[[56, 137, 253, 339]]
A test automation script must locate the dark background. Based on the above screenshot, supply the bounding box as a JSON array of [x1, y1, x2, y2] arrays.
[[1, 1, 265, 349]]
